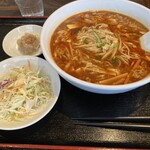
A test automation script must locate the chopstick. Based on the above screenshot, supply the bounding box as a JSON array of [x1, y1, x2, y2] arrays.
[[72, 116, 150, 122], [73, 122, 150, 130], [72, 116, 150, 130]]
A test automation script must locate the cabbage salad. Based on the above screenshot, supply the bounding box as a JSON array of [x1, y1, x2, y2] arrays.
[[0, 61, 53, 121]]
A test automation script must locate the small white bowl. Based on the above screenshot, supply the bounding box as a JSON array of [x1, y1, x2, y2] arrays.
[[2, 24, 42, 57], [0, 56, 61, 130], [41, 0, 150, 94]]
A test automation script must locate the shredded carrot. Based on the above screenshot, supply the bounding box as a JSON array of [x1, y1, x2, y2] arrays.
[[124, 59, 141, 84], [99, 73, 128, 85], [132, 59, 141, 70], [144, 56, 150, 61], [113, 78, 126, 85], [69, 42, 74, 56]]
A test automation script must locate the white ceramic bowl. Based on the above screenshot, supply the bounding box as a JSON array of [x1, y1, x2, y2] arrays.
[[41, 0, 150, 94], [0, 56, 60, 130], [2, 24, 42, 57]]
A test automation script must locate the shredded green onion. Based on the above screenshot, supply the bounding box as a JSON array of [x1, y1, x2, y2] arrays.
[[92, 28, 102, 44]]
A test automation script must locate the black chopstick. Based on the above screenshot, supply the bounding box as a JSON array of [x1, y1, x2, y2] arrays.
[[74, 121, 150, 130], [72, 116, 150, 123]]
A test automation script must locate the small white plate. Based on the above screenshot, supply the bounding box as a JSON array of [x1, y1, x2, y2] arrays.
[[2, 24, 42, 57]]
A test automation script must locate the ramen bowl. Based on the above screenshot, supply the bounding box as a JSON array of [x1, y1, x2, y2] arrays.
[[0, 56, 60, 130], [41, 0, 150, 94]]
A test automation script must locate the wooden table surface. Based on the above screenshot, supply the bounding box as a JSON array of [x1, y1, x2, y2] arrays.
[[0, 0, 150, 17]]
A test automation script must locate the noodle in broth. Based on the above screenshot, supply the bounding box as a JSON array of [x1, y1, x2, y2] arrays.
[[50, 11, 150, 85]]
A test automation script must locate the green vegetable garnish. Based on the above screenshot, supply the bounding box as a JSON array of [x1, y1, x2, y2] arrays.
[[112, 57, 121, 66]]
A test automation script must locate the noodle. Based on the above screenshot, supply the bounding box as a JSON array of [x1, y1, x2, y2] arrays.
[[51, 11, 150, 85]]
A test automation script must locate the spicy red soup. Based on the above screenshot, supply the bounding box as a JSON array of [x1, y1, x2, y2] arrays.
[[50, 11, 150, 85]]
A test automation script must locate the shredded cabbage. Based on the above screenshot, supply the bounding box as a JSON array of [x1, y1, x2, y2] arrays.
[[0, 62, 54, 121]]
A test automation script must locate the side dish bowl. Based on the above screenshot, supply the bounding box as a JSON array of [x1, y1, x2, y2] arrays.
[[41, 0, 150, 94], [0, 56, 60, 130], [2, 24, 42, 57]]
